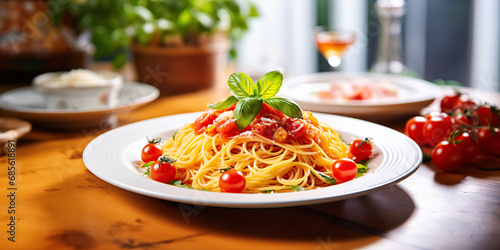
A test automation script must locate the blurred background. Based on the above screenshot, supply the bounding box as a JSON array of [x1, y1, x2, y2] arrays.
[[0, 0, 498, 92], [236, 0, 500, 92]]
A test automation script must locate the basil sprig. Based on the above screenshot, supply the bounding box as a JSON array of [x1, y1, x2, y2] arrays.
[[209, 71, 303, 130]]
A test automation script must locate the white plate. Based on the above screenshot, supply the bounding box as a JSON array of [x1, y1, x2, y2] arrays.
[[280, 72, 441, 120], [0, 81, 159, 129], [83, 112, 422, 208]]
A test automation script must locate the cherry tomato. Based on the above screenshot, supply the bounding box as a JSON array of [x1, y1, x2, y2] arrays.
[[252, 118, 279, 140], [219, 169, 246, 193], [215, 116, 241, 139], [425, 111, 441, 119], [477, 128, 500, 156], [440, 93, 460, 112], [283, 118, 307, 140], [454, 112, 476, 126], [423, 115, 455, 147], [331, 158, 358, 183], [431, 141, 462, 171], [349, 138, 373, 161], [141, 138, 163, 163], [405, 116, 428, 146], [150, 157, 177, 184], [425, 111, 451, 120], [454, 99, 477, 113], [475, 106, 500, 127], [454, 132, 479, 164], [259, 103, 286, 120], [194, 111, 217, 134]]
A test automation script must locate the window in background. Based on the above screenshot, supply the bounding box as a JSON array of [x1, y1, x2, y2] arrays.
[[424, 0, 472, 86], [329, 0, 368, 72], [470, 0, 500, 92], [235, 0, 316, 80]]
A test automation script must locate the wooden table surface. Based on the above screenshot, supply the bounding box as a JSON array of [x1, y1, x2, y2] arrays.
[[1, 72, 499, 250]]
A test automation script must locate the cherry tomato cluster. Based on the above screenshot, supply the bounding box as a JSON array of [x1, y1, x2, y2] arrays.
[[141, 138, 177, 184], [405, 91, 500, 171]]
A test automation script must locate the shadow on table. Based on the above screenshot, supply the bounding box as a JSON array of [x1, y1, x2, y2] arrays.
[[37, 171, 414, 249], [419, 157, 500, 186], [129, 184, 415, 246]]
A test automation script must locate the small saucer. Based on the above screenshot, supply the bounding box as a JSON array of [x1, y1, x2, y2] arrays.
[[0, 117, 31, 155], [0, 81, 159, 129]]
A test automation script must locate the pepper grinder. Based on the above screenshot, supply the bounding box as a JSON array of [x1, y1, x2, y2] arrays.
[[371, 0, 407, 74]]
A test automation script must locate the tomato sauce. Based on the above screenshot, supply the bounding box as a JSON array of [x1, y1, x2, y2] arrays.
[[193, 103, 311, 142]]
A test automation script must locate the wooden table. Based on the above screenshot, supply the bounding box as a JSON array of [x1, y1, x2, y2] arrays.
[[1, 75, 499, 250]]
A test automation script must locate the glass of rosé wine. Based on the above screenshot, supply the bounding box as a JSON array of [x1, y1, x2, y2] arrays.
[[314, 26, 357, 69]]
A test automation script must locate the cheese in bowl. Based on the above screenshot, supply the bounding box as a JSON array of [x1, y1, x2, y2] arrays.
[[33, 69, 123, 109]]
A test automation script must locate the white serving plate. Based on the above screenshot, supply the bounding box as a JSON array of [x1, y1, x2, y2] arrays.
[[83, 112, 422, 208]]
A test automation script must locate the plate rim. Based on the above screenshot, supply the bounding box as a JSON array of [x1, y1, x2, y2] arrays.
[[83, 112, 422, 208]]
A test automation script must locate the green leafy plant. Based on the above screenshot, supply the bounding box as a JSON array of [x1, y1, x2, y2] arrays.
[[209, 71, 303, 130], [50, 0, 258, 68], [50, 0, 134, 68]]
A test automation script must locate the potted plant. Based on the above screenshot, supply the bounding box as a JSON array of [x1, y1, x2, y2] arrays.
[[50, 0, 258, 95]]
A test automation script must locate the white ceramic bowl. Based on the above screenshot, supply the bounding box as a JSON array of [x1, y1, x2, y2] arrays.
[[33, 70, 123, 110]]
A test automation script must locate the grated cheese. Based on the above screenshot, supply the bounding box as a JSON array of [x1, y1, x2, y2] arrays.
[[41, 69, 108, 87]]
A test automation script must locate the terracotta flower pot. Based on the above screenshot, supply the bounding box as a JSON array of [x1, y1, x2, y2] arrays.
[[132, 38, 230, 96]]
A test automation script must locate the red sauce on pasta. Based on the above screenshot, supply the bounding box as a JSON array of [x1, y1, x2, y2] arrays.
[[194, 103, 316, 142]]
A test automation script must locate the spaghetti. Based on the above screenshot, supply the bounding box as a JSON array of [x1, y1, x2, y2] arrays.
[[161, 106, 349, 193]]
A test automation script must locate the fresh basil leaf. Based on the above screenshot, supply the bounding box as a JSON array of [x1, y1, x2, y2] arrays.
[[264, 97, 302, 118], [170, 180, 195, 189], [290, 185, 305, 192], [142, 161, 155, 168], [356, 163, 369, 177], [172, 131, 177, 141], [234, 97, 263, 130], [357, 159, 370, 167], [208, 95, 238, 110], [228, 72, 256, 98], [143, 168, 150, 177], [256, 70, 283, 100], [314, 170, 336, 185], [263, 190, 275, 193]]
